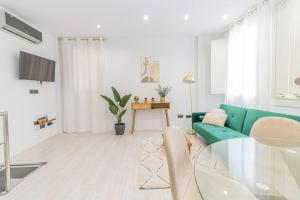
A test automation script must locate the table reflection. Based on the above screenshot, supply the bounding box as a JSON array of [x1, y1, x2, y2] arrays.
[[194, 138, 300, 200]]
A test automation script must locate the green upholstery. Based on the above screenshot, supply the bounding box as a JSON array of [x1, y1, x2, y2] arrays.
[[241, 109, 300, 136], [192, 104, 300, 144], [192, 112, 206, 123], [193, 123, 247, 144], [220, 104, 247, 132]]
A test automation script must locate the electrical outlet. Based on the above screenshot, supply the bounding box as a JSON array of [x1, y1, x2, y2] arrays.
[[186, 115, 192, 118], [29, 89, 39, 94], [177, 114, 184, 118]]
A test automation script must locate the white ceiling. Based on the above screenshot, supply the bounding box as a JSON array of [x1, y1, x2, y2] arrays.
[[0, 0, 259, 38]]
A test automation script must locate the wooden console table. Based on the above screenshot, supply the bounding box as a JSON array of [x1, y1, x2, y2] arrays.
[[131, 102, 170, 134]]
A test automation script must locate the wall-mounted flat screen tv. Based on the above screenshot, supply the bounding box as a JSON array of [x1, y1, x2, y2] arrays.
[[19, 51, 56, 82]]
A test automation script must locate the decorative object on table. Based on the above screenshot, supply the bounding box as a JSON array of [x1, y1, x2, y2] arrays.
[[183, 74, 196, 135], [101, 87, 132, 135], [131, 102, 170, 134], [154, 85, 171, 102], [295, 78, 300, 86], [34, 116, 56, 130], [138, 133, 205, 190], [141, 56, 160, 83], [144, 98, 148, 102], [151, 97, 155, 102], [37, 117, 47, 125], [134, 96, 140, 102]]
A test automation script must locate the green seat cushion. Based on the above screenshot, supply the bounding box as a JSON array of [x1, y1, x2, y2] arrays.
[[242, 109, 300, 136], [220, 104, 247, 132], [193, 122, 247, 144]]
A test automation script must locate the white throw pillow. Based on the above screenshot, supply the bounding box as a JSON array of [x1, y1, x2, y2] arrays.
[[202, 112, 228, 127]]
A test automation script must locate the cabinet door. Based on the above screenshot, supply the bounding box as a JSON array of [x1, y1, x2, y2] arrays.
[[274, 0, 292, 97], [291, 0, 300, 96]]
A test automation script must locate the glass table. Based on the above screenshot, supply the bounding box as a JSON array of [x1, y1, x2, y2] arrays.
[[194, 138, 300, 200]]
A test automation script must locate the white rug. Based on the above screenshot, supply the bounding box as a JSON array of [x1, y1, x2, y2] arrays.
[[138, 134, 206, 190]]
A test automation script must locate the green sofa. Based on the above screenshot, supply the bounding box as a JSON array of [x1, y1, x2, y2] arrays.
[[192, 104, 300, 144]]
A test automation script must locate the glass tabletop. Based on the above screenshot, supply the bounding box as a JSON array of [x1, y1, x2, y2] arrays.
[[194, 138, 300, 200]]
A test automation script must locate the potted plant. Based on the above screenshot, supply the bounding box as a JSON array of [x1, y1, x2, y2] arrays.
[[155, 85, 171, 102], [101, 87, 132, 135]]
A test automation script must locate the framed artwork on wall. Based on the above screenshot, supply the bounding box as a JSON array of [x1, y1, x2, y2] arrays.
[[141, 56, 160, 83]]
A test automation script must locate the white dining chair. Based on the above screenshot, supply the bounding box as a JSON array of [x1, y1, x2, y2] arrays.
[[250, 117, 300, 140], [165, 126, 202, 200]]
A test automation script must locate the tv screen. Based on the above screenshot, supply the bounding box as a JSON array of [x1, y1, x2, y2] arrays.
[[19, 51, 56, 82]]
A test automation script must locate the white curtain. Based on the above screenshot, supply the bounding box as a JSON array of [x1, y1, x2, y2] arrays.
[[226, 0, 274, 108], [256, 0, 274, 109], [226, 14, 258, 107], [60, 38, 106, 133]]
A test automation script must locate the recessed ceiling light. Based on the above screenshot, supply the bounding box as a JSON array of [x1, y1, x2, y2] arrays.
[[223, 15, 228, 20], [184, 15, 191, 21], [143, 15, 149, 21], [96, 24, 101, 29]]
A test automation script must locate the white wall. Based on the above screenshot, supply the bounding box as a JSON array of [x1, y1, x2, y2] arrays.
[[104, 36, 198, 132], [0, 30, 61, 156]]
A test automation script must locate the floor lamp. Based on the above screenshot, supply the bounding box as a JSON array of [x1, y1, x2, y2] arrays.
[[183, 74, 196, 135]]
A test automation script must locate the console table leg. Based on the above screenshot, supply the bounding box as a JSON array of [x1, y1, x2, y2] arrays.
[[165, 109, 170, 127], [131, 110, 136, 134]]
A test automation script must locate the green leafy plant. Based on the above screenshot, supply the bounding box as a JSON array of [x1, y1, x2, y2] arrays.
[[155, 85, 172, 97], [101, 87, 132, 124]]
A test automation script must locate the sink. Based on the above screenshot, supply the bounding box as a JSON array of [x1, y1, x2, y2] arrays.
[[0, 162, 47, 194]]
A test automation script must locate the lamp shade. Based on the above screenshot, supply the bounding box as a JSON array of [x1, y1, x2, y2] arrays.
[[183, 74, 196, 83]]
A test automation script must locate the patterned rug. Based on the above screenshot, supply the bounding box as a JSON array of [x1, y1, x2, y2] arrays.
[[138, 134, 206, 190]]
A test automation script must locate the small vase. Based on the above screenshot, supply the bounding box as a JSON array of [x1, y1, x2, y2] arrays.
[[160, 97, 165, 102]]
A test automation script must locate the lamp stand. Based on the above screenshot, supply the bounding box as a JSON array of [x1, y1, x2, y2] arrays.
[[186, 83, 196, 135]]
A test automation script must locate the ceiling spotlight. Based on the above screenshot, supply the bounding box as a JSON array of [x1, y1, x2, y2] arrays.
[[223, 15, 228, 20], [96, 24, 101, 29], [184, 15, 191, 21], [143, 15, 149, 21]]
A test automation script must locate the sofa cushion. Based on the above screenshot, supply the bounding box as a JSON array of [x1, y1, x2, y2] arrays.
[[202, 112, 227, 127], [193, 122, 247, 144], [219, 104, 247, 132], [242, 109, 300, 136]]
